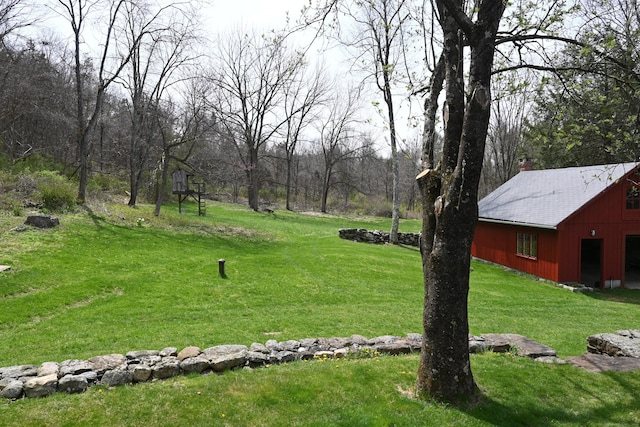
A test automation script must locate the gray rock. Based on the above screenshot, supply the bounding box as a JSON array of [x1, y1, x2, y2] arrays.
[[58, 374, 88, 394], [469, 336, 487, 354], [88, 354, 127, 375], [279, 340, 301, 352], [203, 346, 248, 372], [159, 347, 178, 357], [264, 340, 279, 351], [78, 371, 98, 384], [374, 339, 414, 355], [24, 374, 58, 398], [126, 350, 159, 360], [588, 333, 640, 358], [322, 337, 350, 349], [0, 365, 38, 380], [0, 379, 24, 399], [202, 344, 249, 359], [37, 362, 60, 378], [153, 358, 181, 379], [101, 369, 134, 386], [25, 215, 59, 228], [273, 351, 297, 364], [249, 343, 269, 353], [180, 356, 210, 374], [481, 334, 556, 358], [299, 338, 318, 348], [617, 330, 640, 339], [406, 333, 422, 344], [368, 335, 400, 346], [59, 360, 93, 377], [177, 346, 201, 361], [246, 351, 270, 367], [131, 365, 152, 382]]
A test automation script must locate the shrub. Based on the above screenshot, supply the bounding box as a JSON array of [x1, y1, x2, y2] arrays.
[[35, 171, 77, 212]]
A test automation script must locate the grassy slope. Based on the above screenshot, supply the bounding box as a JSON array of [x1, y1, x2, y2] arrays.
[[1, 201, 640, 426]]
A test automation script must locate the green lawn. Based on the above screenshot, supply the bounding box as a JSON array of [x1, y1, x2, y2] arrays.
[[1, 201, 639, 426]]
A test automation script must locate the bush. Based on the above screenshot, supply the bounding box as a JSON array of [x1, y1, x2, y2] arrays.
[[35, 171, 77, 212]]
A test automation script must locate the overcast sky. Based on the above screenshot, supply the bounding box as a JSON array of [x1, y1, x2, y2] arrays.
[[203, 0, 310, 31]]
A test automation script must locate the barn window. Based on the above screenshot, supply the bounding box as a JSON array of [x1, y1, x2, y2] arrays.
[[517, 233, 537, 259], [626, 187, 640, 209]]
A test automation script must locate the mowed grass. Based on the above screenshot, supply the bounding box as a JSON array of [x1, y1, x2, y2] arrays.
[[1, 201, 640, 426]]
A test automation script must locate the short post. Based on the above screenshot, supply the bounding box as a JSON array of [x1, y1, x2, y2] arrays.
[[218, 259, 226, 278]]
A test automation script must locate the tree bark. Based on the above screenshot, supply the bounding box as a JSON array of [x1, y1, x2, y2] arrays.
[[416, 0, 505, 405]]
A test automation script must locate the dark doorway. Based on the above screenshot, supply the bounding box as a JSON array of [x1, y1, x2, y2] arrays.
[[625, 235, 640, 289], [581, 239, 602, 288]]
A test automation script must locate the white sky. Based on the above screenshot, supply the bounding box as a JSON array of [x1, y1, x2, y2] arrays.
[[203, 0, 309, 31]]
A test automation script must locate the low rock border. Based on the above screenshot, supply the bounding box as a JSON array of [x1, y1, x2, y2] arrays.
[[338, 228, 420, 246], [0, 333, 562, 400]]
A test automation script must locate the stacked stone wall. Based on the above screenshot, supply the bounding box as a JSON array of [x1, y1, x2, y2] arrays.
[[338, 228, 420, 246]]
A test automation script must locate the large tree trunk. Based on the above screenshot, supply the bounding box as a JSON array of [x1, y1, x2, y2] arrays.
[[416, 0, 505, 405]]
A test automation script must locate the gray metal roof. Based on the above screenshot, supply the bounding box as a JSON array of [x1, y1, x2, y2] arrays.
[[478, 163, 639, 229]]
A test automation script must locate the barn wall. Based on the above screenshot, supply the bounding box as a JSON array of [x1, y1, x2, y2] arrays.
[[472, 222, 560, 281], [560, 174, 640, 285]]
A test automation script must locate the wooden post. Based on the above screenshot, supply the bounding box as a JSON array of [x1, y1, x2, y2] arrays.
[[218, 259, 226, 278]]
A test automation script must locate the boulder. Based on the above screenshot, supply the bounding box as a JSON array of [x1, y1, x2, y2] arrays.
[[101, 369, 134, 387], [126, 350, 159, 360], [0, 365, 38, 380], [180, 356, 210, 374], [587, 332, 640, 358], [37, 362, 60, 378], [159, 347, 178, 357], [177, 346, 201, 361], [88, 354, 127, 375], [131, 365, 152, 382], [481, 334, 556, 358], [246, 351, 270, 367], [153, 358, 181, 379], [374, 339, 414, 355], [58, 374, 89, 394], [0, 379, 24, 399], [25, 215, 59, 229], [59, 360, 93, 377], [24, 374, 58, 398], [203, 345, 248, 372], [249, 343, 269, 354]]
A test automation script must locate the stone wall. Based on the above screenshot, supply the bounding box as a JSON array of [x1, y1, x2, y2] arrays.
[[0, 332, 559, 400], [338, 228, 420, 247]]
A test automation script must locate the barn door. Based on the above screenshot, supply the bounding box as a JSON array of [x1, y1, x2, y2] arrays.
[[580, 239, 602, 288], [624, 235, 640, 289]]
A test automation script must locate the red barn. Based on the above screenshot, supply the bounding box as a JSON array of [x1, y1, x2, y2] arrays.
[[472, 162, 640, 289]]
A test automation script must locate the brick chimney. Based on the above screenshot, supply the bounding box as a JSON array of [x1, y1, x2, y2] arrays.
[[519, 158, 533, 172]]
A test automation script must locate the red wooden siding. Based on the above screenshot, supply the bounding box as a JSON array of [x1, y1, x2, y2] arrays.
[[472, 222, 559, 281], [473, 167, 640, 286]]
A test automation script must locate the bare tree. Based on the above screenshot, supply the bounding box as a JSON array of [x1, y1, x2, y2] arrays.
[[208, 29, 305, 211], [480, 75, 531, 197], [0, 0, 36, 47], [315, 85, 363, 213], [54, 0, 139, 203], [343, 0, 411, 242], [117, 1, 200, 206], [153, 77, 211, 216], [281, 64, 328, 210]]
